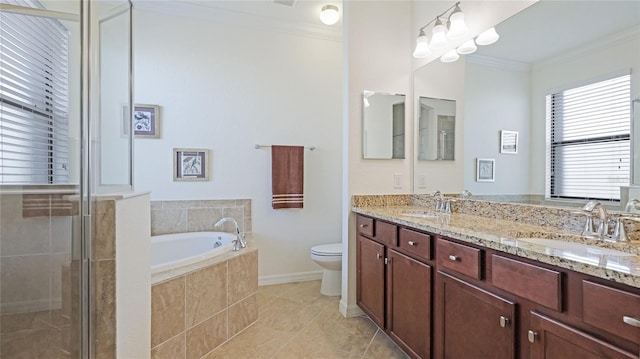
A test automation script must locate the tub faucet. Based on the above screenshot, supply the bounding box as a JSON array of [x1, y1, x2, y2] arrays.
[[215, 217, 247, 249], [581, 201, 610, 239]]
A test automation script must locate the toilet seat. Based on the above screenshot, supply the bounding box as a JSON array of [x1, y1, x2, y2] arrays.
[[311, 243, 342, 256]]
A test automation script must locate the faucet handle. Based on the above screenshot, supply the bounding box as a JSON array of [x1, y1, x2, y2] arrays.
[[573, 211, 598, 237], [611, 216, 640, 242]]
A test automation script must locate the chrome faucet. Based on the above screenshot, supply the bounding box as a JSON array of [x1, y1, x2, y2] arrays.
[[581, 201, 610, 239], [431, 190, 444, 212], [624, 199, 640, 213], [214, 217, 247, 250]]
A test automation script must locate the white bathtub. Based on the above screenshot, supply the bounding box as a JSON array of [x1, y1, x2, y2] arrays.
[[151, 231, 237, 274]]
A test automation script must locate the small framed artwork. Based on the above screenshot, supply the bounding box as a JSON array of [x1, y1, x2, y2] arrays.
[[133, 104, 160, 138], [476, 158, 495, 182], [500, 130, 518, 154], [173, 148, 209, 181]]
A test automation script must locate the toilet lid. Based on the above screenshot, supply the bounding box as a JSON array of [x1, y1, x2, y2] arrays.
[[311, 243, 342, 255]]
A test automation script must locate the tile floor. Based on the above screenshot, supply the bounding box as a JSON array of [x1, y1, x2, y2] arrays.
[[204, 280, 410, 359]]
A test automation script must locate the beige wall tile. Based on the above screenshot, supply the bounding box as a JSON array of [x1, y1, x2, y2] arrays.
[[93, 200, 115, 260], [51, 217, 73, 253], [1, 325, 51, 358], [0, 217, 49, 256], [152, 333, 185, 359], [151, 209, 187, 236], [186, 208, 223, 232], [150, 201, 163, 210], [186, 311, 227, 359], [92, 259, 116, 359], [162, 200, 202, 209], [239, 199, 251, 219], [186, 262, 227, 327], [228, 294, 258, 338], [222, 207, 244, 233], [1, 254, 50, 308], [228, 250, 258, 304], [152, 277, 186, 348], [200, 200, 236, 208]]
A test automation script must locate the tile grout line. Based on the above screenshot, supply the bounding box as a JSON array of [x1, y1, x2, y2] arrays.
[[362, 327, 380, 357]]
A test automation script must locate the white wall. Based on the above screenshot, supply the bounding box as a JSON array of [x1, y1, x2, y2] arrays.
[[342, 0, 413, 316], [133, 10, 343, 281], [463, 58, 531, 194], [530, 30, 640, 195]]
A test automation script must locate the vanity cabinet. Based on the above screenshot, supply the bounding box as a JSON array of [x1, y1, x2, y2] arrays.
[[528, 312, 637, 359], [438, 272, 516, 359], [356, 215, 433, 359]]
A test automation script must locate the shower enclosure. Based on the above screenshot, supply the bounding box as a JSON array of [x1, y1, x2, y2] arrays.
[[0, 0, 133, 357]]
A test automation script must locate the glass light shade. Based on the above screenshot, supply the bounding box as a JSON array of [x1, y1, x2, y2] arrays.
[[430, 18, 447, 49], [476, 27, 500, 45], [413, 31, 431, 58], [320, 5, 339, 25], [456, 39, 477, 55], [447, 7, 468, 39], [440, 49, 460, 63]]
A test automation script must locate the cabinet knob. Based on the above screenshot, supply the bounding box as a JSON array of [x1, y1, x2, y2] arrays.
[[448, 255, 459, 261], [623, 316, 640, 328], [408, 241, 417, 246], [527, 330, 538, 343], [499, 316, 509, 328], [376, 253, 382, 260], [359, 224, 369, 228]]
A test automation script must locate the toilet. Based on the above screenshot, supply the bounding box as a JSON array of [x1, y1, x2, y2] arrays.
[[310, 243, 342, 296]]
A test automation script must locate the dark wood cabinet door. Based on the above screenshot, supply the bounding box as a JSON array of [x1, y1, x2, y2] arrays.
[[357, 235, 385, 328], [529, 312, 637, 359], [438, 272, 516, 359], [387, 249, 431, 359]]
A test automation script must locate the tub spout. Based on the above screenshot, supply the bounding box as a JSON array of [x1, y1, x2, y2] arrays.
[[215, 217, 247, 248]]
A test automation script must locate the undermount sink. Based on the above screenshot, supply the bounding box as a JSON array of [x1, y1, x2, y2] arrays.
[[514, 238, 635, 257], [400, 212, 439, 219]]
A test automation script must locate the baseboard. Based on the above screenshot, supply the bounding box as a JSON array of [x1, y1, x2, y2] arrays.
[[258, 270, 323, 286], [339, 299, 365, 318]]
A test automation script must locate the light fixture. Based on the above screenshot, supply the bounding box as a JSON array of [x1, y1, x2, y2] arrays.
[[440, 49, 460, 63], [476, 27, 500, 45], [446, 4, 468, 39], [430, 17, 448, 49], [456, 39, 476, 55], [320, 5, 339, 26], [412, 30, 432, 58]]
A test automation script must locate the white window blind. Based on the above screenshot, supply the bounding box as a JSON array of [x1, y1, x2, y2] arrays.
[[546, 74, 631, 201], [0, 0, 69, 184]]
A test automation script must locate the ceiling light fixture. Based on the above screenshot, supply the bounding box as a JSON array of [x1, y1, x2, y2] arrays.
[[476, 27, 500, 45], [446, 4, 468, 39], [441, 49, 460, 63], [456, 39, 477, 55], [320, 4, 339, 26], [412, 30, 432, 58]]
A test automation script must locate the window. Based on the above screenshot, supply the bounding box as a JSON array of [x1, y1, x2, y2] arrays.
[[0, 0, 70, 184], [546, 74, 631, 201]]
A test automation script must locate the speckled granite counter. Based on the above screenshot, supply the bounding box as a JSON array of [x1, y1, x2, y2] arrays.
[[352, 204, 640, 289]]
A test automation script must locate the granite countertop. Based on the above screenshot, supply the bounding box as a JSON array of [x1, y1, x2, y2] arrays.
[[353, 205, 640, 289]]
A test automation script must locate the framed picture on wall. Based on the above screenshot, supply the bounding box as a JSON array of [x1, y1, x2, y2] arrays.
[[500, 130, 518, 154], [476, 158, 495, 182], [173, 148, 209, 181], [133, 104, 161, 138]]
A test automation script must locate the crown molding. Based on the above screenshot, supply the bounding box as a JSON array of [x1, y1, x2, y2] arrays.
[[466, 54, 531, 72], [132, 0, 342, 43]]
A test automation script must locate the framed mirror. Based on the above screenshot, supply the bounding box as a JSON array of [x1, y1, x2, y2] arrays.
[[362, 91, 406, 159], [417, 97, 456, 161]]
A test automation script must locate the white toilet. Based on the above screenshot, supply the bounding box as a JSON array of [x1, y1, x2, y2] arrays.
[[310, 243, 342, 296]]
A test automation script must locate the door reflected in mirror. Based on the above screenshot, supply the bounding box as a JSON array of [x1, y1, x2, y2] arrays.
[[417, 97, 455, 161], [362, 91, 406, 159]]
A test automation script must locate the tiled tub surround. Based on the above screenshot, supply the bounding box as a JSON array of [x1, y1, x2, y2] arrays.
[[151, 245, 258, 359], [352, 195, 640, 288], [150, 199, 252, 236]]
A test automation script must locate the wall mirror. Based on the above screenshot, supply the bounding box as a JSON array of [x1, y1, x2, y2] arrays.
[[413, 0, 640, 212], [362, 91, 406, 159], [417, 97, 455, 161]]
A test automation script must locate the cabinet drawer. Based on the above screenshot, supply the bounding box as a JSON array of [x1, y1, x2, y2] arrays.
[[375, 220, 397, 246], [583, 281, 640, 344], [492, 255, 562, 311], [398, 228, 432, 261], [356, 215, 374, 237], [437, 238, 482, 280]]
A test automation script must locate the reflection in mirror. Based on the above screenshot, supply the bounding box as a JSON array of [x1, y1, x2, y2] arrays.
[[362, 91, 406, 159], [413, 0, 640, 212], [417, 97, 455, 161]]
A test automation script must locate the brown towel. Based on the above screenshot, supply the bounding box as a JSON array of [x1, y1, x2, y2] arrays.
[[271, 145, 304, 209]]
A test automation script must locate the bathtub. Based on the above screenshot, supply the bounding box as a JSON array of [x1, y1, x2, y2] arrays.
[[151, 231, 237, 274]]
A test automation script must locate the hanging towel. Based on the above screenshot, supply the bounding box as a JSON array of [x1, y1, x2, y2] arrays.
[[271, 145, 304, 209]]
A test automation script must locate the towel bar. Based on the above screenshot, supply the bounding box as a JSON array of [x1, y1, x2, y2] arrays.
[[254, 144, 315, 151]]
